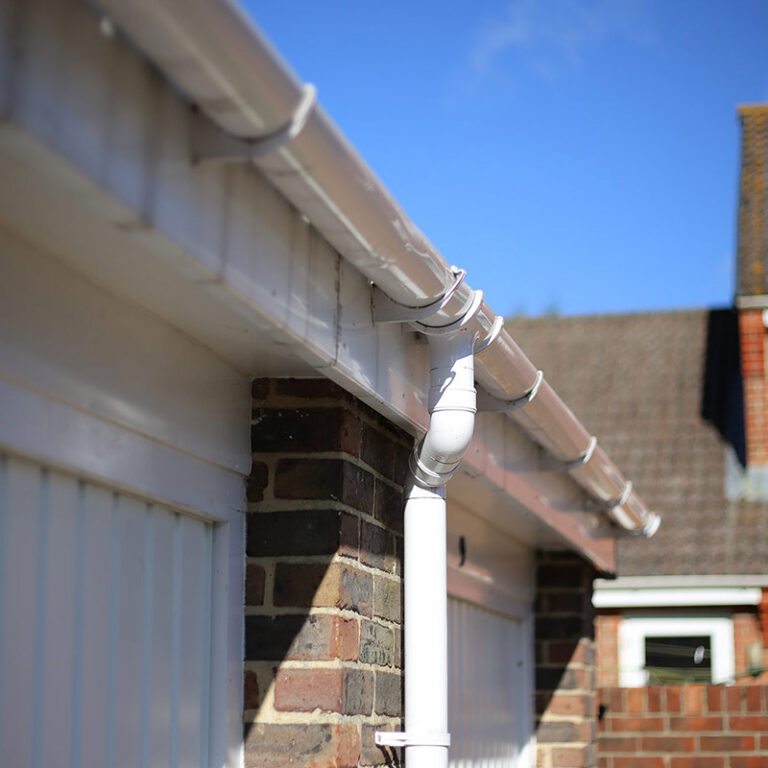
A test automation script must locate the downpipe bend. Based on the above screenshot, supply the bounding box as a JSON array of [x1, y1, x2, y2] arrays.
[[410, 331, 477, 488]]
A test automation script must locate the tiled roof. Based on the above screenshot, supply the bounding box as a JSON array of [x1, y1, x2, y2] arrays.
[[738, 105, 768, 297], [508, 309, 768, 576]]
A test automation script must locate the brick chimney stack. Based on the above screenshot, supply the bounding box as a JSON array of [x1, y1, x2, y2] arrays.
[[736, 105, 768, 468]]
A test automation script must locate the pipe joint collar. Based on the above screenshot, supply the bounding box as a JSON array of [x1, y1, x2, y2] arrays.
[[409, 444, 458, 488]]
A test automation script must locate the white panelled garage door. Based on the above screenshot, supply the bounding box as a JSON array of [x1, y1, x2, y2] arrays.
[[448, 598, 532, 768], [0, 453, 217, 768]]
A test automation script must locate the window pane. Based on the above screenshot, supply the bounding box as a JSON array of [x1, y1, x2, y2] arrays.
[[644, 636, 712, 683]]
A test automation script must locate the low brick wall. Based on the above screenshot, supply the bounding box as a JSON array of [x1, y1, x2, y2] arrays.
[[244, 379, 412, 768], [598, 685, 768, 767]]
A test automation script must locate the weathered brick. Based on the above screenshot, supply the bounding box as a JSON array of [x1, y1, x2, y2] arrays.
[[343, 668, 373, 715], [361, 421, 395, 478], [360, 520, 396, 573], [335, 724, 362, 768], [245, 563, 266, 606], [244, 669, 260, 710], [359, 620, 395, 667], [247, 509, 356, 557], [373, 575, 402, 623], [543, 693, 590, 717], [373, 478, 404, 533], [243, 722, 360, 768], [274, 458, 374, 512], [550, 745, 593, 768], [273, 562, 372, 615], [375, 671, 402, 716], [252, 407, 361, 455], [274, 668, 343, 712], [247, 461, 269, 502], [337, 617, 360, 661], [273, 563, 327, 607], [245, 614, 357, 662], [537, 721, 578, 742], [337, 565, 374, 616]]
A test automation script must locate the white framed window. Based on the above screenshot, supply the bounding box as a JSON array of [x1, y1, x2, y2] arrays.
[[618, 613, 734, 687]]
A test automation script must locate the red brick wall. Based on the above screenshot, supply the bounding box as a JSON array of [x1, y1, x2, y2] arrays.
[[244, 379, 412, 768], [535, 551, 599, 768], [598, 685, 768, 767], [739, 309, 768, 466]]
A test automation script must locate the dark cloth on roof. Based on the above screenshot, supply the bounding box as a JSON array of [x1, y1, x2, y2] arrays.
[[508, 309, 768, 577]]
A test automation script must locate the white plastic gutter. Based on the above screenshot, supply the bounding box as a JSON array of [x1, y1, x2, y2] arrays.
[[93, 0, 660, 540]]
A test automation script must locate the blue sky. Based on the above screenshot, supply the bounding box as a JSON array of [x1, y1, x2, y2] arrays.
[[242, 1, 768, 317]]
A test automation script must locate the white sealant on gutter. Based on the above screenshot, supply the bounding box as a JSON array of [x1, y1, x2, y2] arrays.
[[92, 0, 660, 539]]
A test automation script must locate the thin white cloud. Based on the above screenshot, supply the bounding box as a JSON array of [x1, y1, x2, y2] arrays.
[[470, 0, 657, 78]]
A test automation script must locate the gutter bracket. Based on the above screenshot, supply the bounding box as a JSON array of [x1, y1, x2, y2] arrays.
[[474, 315, 504, 354], [191, 83, 317, 163], [556, 435, 598, 471], [476, 370, 544, 412], [372, 267, 467, 324], [375, 731, 451, 749], [597, 479, 633, 511]]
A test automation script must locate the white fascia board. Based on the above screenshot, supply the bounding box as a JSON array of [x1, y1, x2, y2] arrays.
[[596, 575, 768, 589], [594, 576, 767, 608]]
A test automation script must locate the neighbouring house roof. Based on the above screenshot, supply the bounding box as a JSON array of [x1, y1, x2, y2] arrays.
[[509, 309, 768, 576], [738, 105, 768, 298]]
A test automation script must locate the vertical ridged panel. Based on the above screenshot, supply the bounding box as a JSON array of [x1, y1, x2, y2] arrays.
[[0, 456, 40, 768], [448, 598, 528, 768], [0, 454, 216, 768]]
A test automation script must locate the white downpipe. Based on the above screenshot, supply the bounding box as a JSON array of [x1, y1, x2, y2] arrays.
[[396, 329, 477, 767], [403, 482, 449, 768]]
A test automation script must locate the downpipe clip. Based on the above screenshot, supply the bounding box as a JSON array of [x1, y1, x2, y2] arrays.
[[376, 731, 451, 748]]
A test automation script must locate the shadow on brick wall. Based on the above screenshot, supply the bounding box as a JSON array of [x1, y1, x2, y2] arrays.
[[243, 378, 410, 768]]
